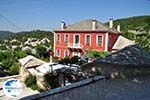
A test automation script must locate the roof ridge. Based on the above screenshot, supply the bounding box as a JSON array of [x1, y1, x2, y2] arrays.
[[54, 19, 120, 33]]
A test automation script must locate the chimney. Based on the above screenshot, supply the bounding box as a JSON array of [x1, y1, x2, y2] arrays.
[[109, 19, 113, 28], [92, 19, 97, 30], [61, 20, 66, 30], [117, 24, 121, 32]]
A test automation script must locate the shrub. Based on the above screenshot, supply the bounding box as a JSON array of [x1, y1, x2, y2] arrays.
[[1, 59, 14, 70], [44, 72, 60, 89], [59, 56, 85, 65], [9, 63, 20, 75], [59, 57, 70, 64], [25, 74, 38, 90], [24, 74, 45, 92], [35, 45, 47, 56], [87, 50, 110, 58]]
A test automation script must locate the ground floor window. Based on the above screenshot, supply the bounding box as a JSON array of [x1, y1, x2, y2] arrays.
[[85, 35, 91, 45], [97, 35, 102, 46], [64, 50, 69, 58], [56, 49, 61, 57]]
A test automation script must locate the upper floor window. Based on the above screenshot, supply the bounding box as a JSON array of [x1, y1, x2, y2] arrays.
[[97, 35, 102, 46], [64, 34, 69, 43], [56, 34, 61, 42], [85, 35, 91, 45]]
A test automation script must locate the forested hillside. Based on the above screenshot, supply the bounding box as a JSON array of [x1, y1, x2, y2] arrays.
[[11, 30, 53, 43], [106, 15, 150, 32], [0, 31, 15, 39]]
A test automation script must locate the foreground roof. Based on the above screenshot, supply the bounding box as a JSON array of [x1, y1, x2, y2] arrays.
[[54, 19, 120, 33], [112, 36, 135, 50], [18, 55, 46, 68], [21, 76, 150, 100], [101, 45, 150, 66]]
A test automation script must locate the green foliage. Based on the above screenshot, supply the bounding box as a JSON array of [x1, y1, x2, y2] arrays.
[[87, 50, 110, 58], [106, 16, 150, 32], [0, 31, 15, 39], [59, 56, 85, 65], [59, 57, 70, 64], [13, 30, 53, 43], [25, 74, 38, 90], [24, 74, 45, 92], [13, 51, 27, 60], [143, 18, 150, 33], [35, 45, 47, 55], [135, 33, 150, 51], [1, 59, 14, 70], [122, 31, 135, 40], [70, 56, 80, 64], [9, 63, 20, 75], [0, 45, 7, 50], [44, 72, 60, 89], [0, 51, 12, 61], [24, 49, 33, 55], [0, 50, 27, 71], [25, 74, 37, 86]]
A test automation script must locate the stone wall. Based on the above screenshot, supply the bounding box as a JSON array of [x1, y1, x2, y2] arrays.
[[0, 75, 21, 82], [20, 76, 150, 100], [81, 62, 150, 78]]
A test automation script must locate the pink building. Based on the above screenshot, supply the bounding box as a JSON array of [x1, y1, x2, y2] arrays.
[[53, 19, 121, 58]]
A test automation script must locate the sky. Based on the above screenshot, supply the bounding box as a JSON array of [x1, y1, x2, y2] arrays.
[[0, 0, 150, 32]]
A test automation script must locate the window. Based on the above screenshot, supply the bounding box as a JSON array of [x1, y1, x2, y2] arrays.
[[56, 34, 60, 42], [64, 50, 69, 58], [64, 34, 69, 43], [85, 35, 91, 45], [97, 36, 102, 46], [74, 35, 79, 44], [56, 49, 61, 57]]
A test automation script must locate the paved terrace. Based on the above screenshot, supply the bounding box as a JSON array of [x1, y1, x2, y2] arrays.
[[0, 75, 38, 100], [21, 76, 150, 100]]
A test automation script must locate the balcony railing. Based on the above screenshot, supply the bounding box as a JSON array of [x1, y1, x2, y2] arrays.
[[67, 43, 83, 49]]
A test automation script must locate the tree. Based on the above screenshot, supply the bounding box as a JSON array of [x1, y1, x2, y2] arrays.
[[135, 18, 150, 51], [25, 74, 38, 90], [143, 18, 150, 33], [87, 50, 110, 58], [135, 33, 150, 51], [1, 59, 14, 70], [122, 31, 135, 40], [9, 63, 20, 75], [44, 72, 60, 89], [35, 45, 47, 57]]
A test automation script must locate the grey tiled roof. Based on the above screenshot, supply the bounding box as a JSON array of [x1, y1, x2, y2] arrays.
[[54, 19, 120, 33], [21, 76, 150, 100]]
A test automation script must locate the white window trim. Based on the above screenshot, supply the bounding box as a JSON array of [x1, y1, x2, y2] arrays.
[[85, 34, 91, 46], [64, 34, 69, 43], [56, 33, 61, 42], [96, 35, 103, 46], [56, 49, 61, 57], [64, 50, 69, 58], [73, 34, 80, 45]]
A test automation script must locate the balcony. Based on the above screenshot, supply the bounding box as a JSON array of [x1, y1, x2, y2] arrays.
[[67, 43, 83, 49]]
